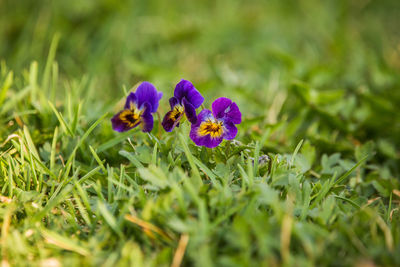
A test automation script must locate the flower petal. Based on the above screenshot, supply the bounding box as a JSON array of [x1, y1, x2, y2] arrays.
[[192, 109, 213, 127], [222, 120, 238, 140], [124, 92, 137, 109], [162, 100, 184, 132], [111, 110, 138, 132], [162, 110, 181, 132], [190, 128, 223, 148], [211, 97, 242, 124], [185, 88, 204, 109], [183, 98, 197, 124], [189, 109, 223, 148], [140, 102, 154, 132], [169, 97, 179, 109], [135, 82, 163, 113], [174, 79, 204, 108], [174, 80, 191, 100]]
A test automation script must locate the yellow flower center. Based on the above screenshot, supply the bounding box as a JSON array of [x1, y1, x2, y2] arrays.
[[119, 105, 142, 128], [198, 120, 224, 138], [169, 105, 184, 121]]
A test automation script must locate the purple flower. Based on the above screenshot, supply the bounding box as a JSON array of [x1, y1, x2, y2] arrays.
[[162, 80, 204, 132], [111, 82, 163, 133], [190, 97, 241, 148]]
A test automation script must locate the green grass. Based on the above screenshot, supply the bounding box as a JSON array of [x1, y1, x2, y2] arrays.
[[1, 0, 400, 266]]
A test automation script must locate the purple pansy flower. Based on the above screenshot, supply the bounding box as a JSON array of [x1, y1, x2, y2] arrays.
[[162, 79, 204, 132], [190, 97, 241, 148], [111, 82, 163, 133]]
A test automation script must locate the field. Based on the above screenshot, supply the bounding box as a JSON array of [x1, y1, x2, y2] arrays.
[[0, 0, 400, 266]]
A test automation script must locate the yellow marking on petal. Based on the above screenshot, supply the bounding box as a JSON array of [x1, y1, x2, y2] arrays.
[[119, 108, 142, 128], [198, 120, 224, 138], [169, 105, 184, 122]]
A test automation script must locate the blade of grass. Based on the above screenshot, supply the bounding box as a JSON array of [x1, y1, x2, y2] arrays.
[[193, 157, 221, 188], [89, 145, 107, 173], [0, 85, 31, 115], [48, 101, 74, 137], [97, 131, 133, 153], [289, 139, 303, 168], [0, 70, 13, 106], [42, 33, 60, 92], [34, 184, 74, 221], [50, 126, 58, 173], [97, 200, 122, 237], [179, 133, 202, 188], [119, 150, 144, 169], [40, 228, 89, 256], [332, 155, 368, 186], [333, 195, 361, 209], [63, 112, 108, 173]]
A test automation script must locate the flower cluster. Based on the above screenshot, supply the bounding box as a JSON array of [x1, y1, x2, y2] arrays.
[[111, 80, 241, 148]]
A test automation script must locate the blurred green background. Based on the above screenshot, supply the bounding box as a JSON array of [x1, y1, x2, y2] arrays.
[[2, 0, 400, 90], [1, 0, 399, 166]]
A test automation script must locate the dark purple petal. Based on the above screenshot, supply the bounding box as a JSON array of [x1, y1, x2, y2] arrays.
[[140, 102, 154, 132], [211, 97, 242, 124], [111, 110, 138, 132], [162, 110, 179, 132], [135, 82, 163, 113], [183, 98, 197, 124], [124, 92, 137, 109], [222, 120, 238, 140], [162, 102, 184, 132], [169, 97, 179, 109], [174, 79, 204, 108]]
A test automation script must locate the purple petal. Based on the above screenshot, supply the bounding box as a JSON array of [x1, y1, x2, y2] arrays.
[[111, 110, 138, 132], [174, 79, 204, 108], [162, 101, 184, 132], [162, 110, 180, 132], [211, 97, 241, 124], [140, 102, 154, 132], [174, 80, 192, 100], [222, 120, 238, 140], [191, 109, 213, 127], [183, 98, 197, 124], [189, 109, 223, 148], [185, 88, 204, 109], [190, 126, 223, 148], [135, 82, 163, 113], [124, 92, 137, 109], [169, 97, 179, 109], [204, 135, 223, 148]]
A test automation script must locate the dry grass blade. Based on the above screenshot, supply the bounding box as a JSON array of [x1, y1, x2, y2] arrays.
[[171, 234, 189, 267], [125, 214, 172, 241]]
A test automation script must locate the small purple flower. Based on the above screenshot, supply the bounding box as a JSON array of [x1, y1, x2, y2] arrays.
[[190, 97, 241, 148], [162, 79, 204, 132], [111, 82, 163, 133]]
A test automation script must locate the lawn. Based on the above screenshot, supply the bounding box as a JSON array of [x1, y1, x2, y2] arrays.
[[0, 0, 400, 266]]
